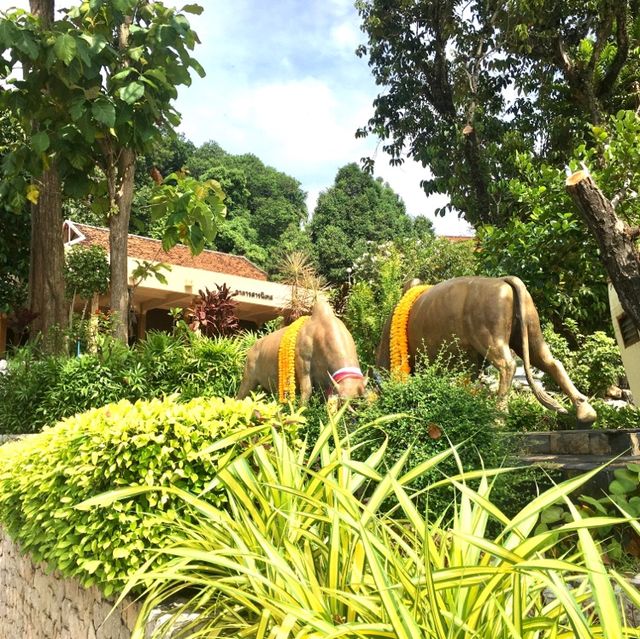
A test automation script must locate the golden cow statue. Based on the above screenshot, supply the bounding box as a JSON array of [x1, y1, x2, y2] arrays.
[[376, 276, 597, 424], [237, 299, 366, 404]]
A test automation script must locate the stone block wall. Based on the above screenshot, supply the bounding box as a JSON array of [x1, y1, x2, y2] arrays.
[[0, 531, 139, 639]]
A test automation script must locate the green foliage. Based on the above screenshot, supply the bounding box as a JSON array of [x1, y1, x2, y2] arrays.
[[0, 395, 303, 595], [0, 331, 254, 434], [542, 321, 625, 398], [503, 392, 567, 433], [309, 163, 413, 284], [477, 151, 609, 334], [133, 138, 308, 273], [149, 170, 226, 254], [356, 1, 638, 227], [97, 419, 639, 638], [0, 2, 203, 194], [559, 462, 640, 570], [64, 244, 110, 301], [503, 393, 640, 433], [312, 360, 506, 517], [130, 259, 171, 288], [0, 111, 29, 314]]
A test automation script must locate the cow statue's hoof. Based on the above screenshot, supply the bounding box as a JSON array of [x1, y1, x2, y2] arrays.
[[576, 400, 597, 425]]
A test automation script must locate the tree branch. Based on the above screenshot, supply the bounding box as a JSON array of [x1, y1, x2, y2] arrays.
[[597, 3, 629, 99]]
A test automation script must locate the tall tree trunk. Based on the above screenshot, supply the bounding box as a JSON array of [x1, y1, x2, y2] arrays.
[[566, 170, 640, 332], [108, 148, 136, 343], [29, 0, 53, 21], [108, 15, 135, 344], [28, 0, 67, 350]]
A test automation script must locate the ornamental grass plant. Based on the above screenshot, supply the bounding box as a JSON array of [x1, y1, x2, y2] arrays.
[[86, 409, 640, 638]]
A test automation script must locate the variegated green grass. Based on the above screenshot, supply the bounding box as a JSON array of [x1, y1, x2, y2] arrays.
[[80, 409, 640, 638]]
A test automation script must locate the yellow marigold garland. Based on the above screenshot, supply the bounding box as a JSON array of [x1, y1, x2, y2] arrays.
[[278, 316, 310, 403], [389, 285, 432, 379]]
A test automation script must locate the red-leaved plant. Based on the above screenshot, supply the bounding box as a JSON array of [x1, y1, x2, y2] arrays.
[[187, 284, 239, 338]]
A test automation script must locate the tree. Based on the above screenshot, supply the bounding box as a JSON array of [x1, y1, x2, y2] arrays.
[[0, 1, 68, 346], [477, 157, 609, 335], [118, 133, 311, 275], [308, 163, 412, 284], [190, 148, 309, 273], [356, 0, 639, 227], [1, 1, 225, 343], [356, 0, 640, 333], [481, 111, 640, 335]]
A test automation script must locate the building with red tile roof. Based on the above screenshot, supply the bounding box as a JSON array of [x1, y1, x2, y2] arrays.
[[63, 220, 292, 336]]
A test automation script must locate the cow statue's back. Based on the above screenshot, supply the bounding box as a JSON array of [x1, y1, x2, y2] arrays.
[[376, 276, 597, 424], [237, 298, 366, 404]]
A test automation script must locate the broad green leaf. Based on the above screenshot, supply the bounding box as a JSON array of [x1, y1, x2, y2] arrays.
[[91, 99, 116, 128], [54, 33, 77, 65], [81, 559, 101, 574], [81, 33, 107, 55], [119, 81, 145, 104], [112, 0, 137, 12], [31, 131, 49, 154], [188, 57, 206, 78], [610, 478, 635, 495], [111, 68, 134, 82], [182, 4, 204, 14], [16, 31, 39, 60]]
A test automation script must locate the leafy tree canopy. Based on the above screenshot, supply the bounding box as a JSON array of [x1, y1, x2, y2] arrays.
[[124, 133, 309, 273], [309, 162, 414, 284], [356, 0, 639, 227], [480, 110, 640, 335]]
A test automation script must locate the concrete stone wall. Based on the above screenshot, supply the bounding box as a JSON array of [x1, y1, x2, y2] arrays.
[[0, 531, 139, 639]]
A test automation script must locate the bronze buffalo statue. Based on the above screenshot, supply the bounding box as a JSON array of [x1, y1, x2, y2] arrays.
[[376, 276, 597, 424], [237, 299, 366, 404]]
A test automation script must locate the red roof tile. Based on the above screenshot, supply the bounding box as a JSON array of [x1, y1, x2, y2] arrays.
[[66, 221, 268, 281], [441, 235, 476, 243]]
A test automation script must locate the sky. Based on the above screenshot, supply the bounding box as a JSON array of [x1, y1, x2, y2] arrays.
[[1, 0, 473, 236]]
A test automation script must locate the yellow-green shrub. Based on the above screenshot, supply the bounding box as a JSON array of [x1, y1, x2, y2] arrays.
[[0, 395, 302, 596]]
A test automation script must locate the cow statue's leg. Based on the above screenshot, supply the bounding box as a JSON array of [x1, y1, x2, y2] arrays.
[[482, 338, 517, 408], [236, 349, 259, 399], [530, 343, 597, 424], [298, 359, 313, 405]]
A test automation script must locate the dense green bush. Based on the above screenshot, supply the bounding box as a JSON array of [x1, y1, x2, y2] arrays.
[[0, 395, 303, 595], [504, 389, 640, 432], [0, 331, 254, 433], [542, 321, 625, 398], [302, 361, 508, 517]]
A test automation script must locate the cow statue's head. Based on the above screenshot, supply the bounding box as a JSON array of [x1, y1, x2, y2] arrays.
[[328, 366, 367, 400]]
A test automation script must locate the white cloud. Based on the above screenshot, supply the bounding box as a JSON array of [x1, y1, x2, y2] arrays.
[[178, 76, 372, 177], [331, 21, 361, 53]]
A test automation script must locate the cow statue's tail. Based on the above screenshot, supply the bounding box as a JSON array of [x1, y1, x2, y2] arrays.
[[504, 277, 567, 413]]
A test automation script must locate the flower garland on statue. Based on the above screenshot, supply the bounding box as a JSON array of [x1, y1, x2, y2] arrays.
[[389, 285, 432, 380], [278, 316, 310, 403]]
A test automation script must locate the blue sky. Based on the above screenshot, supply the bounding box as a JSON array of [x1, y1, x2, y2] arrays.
[[3, 0, 473, 235]]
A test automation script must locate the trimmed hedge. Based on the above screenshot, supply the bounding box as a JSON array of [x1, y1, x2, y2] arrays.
[[0, 331, 255, 434], [0, 395, 303, 595]]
